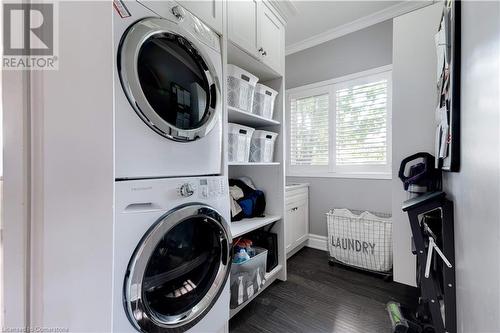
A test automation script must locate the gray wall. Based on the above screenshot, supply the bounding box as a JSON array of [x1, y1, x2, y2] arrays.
[[391, 3, 443, 286], [286, 20, 393, 89], [443, 2, 500, 331], [288, 177, 392, 236], [286, 20, 394, 238]]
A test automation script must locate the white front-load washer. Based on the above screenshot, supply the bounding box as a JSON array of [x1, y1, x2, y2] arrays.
[[113, 176, 231, 332], [114, 1, 223, 179]]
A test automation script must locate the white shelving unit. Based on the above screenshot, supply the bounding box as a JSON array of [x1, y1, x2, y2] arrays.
[[220, 0, 288, 321], [225, 42, 287, 319]]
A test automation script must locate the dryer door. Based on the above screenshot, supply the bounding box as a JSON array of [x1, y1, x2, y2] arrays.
[[118, 17, 220, 142], [124, 204, 231, 333]]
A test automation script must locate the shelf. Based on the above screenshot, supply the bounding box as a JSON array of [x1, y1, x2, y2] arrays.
[[231, 215, 281, 238], [229, 264, 283, 319], [228, 106, 280, 128], [228, 162, 280, 166], [264, 264, 283, 280]]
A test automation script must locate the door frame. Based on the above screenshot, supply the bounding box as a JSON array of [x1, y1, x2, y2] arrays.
[[2, 68, 31, 328]]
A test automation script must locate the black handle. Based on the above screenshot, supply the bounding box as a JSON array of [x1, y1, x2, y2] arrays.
[[398, 152, 435, 182]]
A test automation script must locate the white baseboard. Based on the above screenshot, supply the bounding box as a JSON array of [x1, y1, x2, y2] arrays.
[[307, 234, 328, 251]]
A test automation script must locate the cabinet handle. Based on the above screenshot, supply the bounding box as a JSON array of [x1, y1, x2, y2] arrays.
[[262, 50, 267, 56], [258, 47, 264, 52], [291, 207, 298, 212]]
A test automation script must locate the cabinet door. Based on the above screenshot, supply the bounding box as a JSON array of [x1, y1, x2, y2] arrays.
[[293, 199, 309, 246], [178, 1, 223, 34], [227, 0, 260, 58], [259, 3, 284, 73]]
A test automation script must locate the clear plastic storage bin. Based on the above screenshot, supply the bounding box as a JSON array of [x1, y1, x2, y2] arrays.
[[252, 84, 278, 120], [249, 130, 278, 163], [228, 123, 255, 163], [230, 247, 268, 309], [227, 64, 259, 113]]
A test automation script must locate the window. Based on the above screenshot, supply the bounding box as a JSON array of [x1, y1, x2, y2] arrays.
[[287, 66, 392, 178], [289, 90, 329, 167]]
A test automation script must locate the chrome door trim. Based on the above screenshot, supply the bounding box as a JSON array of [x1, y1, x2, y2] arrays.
[[124, 204, 231, 333], [118, 17, 220, 142]]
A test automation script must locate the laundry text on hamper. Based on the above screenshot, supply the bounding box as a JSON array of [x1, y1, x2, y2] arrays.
[[330, 237, 376, 255]]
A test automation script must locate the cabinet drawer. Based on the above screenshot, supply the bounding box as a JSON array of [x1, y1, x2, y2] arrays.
[[286, 187, 308, 205], [286, 193, 308, 208]]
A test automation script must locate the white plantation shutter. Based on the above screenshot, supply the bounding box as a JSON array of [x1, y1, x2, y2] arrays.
[[290, 93, 329, 166], [335, 77, 389, 167], [288, 67, 391, 177]]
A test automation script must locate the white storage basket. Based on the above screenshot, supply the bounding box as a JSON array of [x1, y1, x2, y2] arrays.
[[227, 64, 259, 113], [252, 84, 278, 120], [326, 208, 393, 272], [228, 123, 255, 163], [249, 130, 278, 163]]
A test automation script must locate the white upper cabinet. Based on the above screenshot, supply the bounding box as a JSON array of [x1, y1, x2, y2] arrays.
[[178, 0, 223, 34], [259, 3, 284, 73], [227, 0, 285, 74], [227, 0, 260, 58]]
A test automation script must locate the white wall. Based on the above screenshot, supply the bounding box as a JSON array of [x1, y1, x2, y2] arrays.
[[286, 20, 394, 238], [30, 2, 115, 331], [443, 2, 500, 332], [391, 3, 443, 286]]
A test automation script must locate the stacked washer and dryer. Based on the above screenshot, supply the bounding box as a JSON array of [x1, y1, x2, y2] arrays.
[[113, 2, 231, 332]]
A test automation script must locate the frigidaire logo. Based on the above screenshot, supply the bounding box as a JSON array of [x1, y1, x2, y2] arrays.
[[3, 2, 58, 70]]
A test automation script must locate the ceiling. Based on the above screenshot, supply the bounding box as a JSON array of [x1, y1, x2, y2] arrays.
[[286, 1, 403, 47]]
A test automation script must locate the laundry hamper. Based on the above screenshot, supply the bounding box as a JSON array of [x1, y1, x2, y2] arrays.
[[326, 208, 393, 276], [249, 130, 278, 163], [228, 123, 255, 163], [252, 83, 278, 120], [227, 64, 259, 113]]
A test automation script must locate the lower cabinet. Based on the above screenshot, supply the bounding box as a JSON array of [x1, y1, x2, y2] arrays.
[[285, 185, 309, 256]]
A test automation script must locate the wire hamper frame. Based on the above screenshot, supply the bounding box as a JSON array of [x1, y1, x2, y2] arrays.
[[326, 208, 393, 279]]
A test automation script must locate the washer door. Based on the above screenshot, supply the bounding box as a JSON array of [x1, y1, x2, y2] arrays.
[[118, 18, 219, 142], [124, 204, 231, 333]]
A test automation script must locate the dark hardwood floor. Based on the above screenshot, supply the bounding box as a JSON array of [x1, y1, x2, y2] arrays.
[[229, 247, 418, 333]]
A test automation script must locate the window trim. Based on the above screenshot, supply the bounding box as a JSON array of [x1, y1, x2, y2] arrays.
[[286, 65, 393, 180]]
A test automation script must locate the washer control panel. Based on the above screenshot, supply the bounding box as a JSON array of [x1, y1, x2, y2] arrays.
[[198, 178, 225, 199], [176, 178, 225, 199]]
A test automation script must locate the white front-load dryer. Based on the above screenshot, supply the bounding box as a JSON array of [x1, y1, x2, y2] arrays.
[[114, 1, 223, 179], [113, 176, 231, 332]]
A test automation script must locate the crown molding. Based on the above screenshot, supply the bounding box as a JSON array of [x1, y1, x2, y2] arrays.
[[285, 0, 433, 56], [267, 0, 298, 23]]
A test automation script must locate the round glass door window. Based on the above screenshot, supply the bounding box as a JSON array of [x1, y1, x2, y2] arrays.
[[119, 18, 219, 141], [124, 205, 231, 332]]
